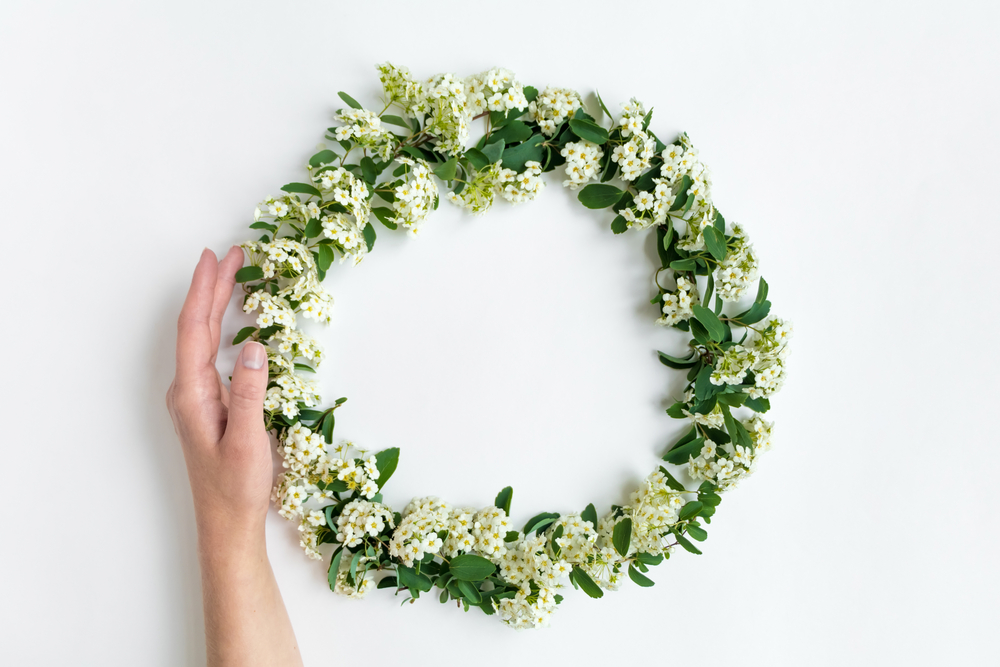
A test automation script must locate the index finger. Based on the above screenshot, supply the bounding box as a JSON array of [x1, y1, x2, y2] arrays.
[[176, 248, 219, 384]]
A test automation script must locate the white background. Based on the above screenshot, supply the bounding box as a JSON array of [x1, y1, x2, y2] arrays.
[[1, 1, 997, 664]]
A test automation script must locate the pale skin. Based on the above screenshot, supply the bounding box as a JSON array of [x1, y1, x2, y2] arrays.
[[166, 246, 304, 667]]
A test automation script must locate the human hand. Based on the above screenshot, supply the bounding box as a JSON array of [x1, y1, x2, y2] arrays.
[[166, 246, 273, 551]]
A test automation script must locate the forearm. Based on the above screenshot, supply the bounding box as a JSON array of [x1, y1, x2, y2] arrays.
[[198, 528, 303, 667]]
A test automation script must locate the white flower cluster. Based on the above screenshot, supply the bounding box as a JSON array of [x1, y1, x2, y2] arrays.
[[465, 67, 530, 117], [332, 551, 378, 599], [243, 290, 296, 330], [656, 275, 698, 326], [611, 98, 656, 181], [310, 165, 372, 266], [742, 316, 792, 398], [714, 223, 760, 302], [688, 416, 774, 491], [412, 73, 471, 156], [271, 441, 382, 558], [336, 499, 395, 548], [662, 138, 715, 233], [623, 468, 688, 556], [387, 496, 451, 567], [263, 368, 322, 420], [497, 161, 545, 204], [333, 107, 397, 161], [560, 140, 604, 190], [253, 193, 321, 230], [405, 67, 529, 157], [528, 87, 583, 136], [241, 238, 334, 325], [390, 157, 438, 232], [441, 505, 513, 559], [703, 315, 792, 396], [621, 177, 676, 230], [377, 62, 423, 112], [275, 328, 323, 365], [446, 162, 501, 215], [494, 533, 569, 628], [680, 388, 726, 429]]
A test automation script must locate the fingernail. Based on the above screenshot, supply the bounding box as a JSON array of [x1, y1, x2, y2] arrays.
[[242, 342, 266, 369]]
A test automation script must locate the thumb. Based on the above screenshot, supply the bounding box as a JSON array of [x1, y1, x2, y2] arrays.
[[225, 341, 269, 442]]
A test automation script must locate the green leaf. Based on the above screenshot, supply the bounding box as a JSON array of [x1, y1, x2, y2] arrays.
[[371, 207, 398, 230], [611, 215, 628, 234], [663, 437, 704, 465], [362, 222, 376, 252], [232, 326, 256, 345], [234, 266, 264, 283], [702, 225, 727, 262], [674, 532, 703, 555], [686, 524, 708, 541], [494, 486, 512, 515], [281, 182, 321, 197], [309, 149, 337, 168], [694, 365, 715, 402], [294, 363, 316, 374], [670, 258, 696, 272], [581, 503, 598, 529], [360, 157, 377, 184], [523, 512, 560, 535], [464, 148, 489, 171], [491, 119, 532, 145], [679, 501, 704, 521], [304, 217, 323, 238], [736, 300, 771, 325], [568, 118, 609, 144], [612, 518, 632, 557], [374, 447, 399, 488], [578, 184, 625, 209], [571, 566, 604, 599], [481, 138, 505, 164], [396, 565, 433, 592], [381, 114, 411, 130], [717, 392, 748, 407], [433, 157, 458, 181], [637, 552, 664, 566], [317, 244, 334, 272], [628, 564, 655, 587], [338, 91, 362, 110], [249, 220, 277, 233], [348, 550, 363, 586], [666, 401, 686, 419], [321, 412, 334, 444], [327, 547, 344, 591], [658, 351, 698, 369], [744, 396, 771, 413], [377, 576, 398, 590], [692, 304, 726, 342], [449, 554, 496, 581], [457, 580, 482, 604], [504, 531, 520, 542], [658, 467, 687, 493], [500, 133, 545, 172], [670, 175, 693, 211], [595, 90, 613, 120]]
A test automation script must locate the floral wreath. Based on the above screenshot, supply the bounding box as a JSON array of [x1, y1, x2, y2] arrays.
[[233, 63, 793, 629]]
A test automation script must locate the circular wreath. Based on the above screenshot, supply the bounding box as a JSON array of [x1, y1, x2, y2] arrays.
[[234, 63, 792, 629]]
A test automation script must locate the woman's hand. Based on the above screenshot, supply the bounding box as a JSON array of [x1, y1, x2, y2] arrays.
[[166, 247, 303, 667], [166, 246, 272, 545]]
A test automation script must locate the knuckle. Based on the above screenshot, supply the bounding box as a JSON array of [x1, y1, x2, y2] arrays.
[[229, 378, 265, 404]]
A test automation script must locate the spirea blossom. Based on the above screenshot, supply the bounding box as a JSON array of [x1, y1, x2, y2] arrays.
[[528, 87, 583, 136]]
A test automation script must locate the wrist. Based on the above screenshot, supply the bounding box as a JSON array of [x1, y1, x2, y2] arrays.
[[195, 506, 268, 570]]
